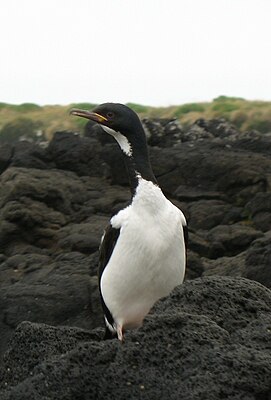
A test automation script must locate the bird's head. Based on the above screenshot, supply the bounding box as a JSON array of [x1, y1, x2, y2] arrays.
[[70, 103, 146, 157]]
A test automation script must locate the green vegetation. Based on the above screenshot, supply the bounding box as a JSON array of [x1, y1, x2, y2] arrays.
[[212, 96, 243, 114], [213, 95, 245, 102], [125, 103, 149, 113], [0, 97, 270, 142], [174, 103, 205, 117], [71, 102, 97, 110], [247, 118, 271, 133], [0, 102, 42, 112], [212, 102, 240, 113]]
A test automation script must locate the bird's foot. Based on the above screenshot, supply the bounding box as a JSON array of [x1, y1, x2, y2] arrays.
[[117, 325, 125, 343]]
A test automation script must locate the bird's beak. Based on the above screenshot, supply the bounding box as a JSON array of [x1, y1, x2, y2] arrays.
[[70, 108, 108, 124]]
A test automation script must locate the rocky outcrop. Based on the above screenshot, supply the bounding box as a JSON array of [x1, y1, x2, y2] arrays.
[[0, 117, 271, 398], [0, 277, 270, 400], [0, 167, 128, 358]]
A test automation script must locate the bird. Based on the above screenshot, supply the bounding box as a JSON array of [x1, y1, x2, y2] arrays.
[[70, 103, 187, 341]]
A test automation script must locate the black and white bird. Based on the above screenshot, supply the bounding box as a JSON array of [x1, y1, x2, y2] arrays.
[[70, 103, 187, 341]]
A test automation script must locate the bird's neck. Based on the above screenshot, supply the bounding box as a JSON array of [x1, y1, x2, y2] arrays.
[[123, 142, 158, 196]]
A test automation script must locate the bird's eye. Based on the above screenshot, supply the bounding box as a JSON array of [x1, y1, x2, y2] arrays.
[[106, 112, 115, 119]]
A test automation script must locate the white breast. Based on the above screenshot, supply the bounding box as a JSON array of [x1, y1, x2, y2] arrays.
[[101, 178, 186, 331]]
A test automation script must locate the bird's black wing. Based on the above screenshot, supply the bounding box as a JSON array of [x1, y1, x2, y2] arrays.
[[98, 224, 120, 339], [183, 224, 188, 251], [183, 223, 189, 271]]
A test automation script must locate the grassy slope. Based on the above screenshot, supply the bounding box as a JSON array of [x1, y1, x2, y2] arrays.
[[0, 97, 270, 140]]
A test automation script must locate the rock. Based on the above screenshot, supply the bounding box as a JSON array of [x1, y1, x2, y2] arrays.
[[181, 120, 214, 141], [57, 217, 108, 254], [232, 135, 271, 156], [47, 131, 105, 177], [0, 322, 102, 391], [0, 167, 75, 253], [188, 223, 262, 260], [244, 231, 271, 288], [187, 200, 239, 230], [0, 253, 51, 285], [0, 249, 102, 361], [0, 167, 129, 254], [183, 118, 241, 142], [100, 143, 128, 185], [245, 192, 271, 232], [173, 185, 224, 202], [142, 118, 183, 147], [206, 223, 263, 257], [0, 144, 13, 173], [202, 230, 271, 290], [0, 164, 133, 357], [11, 141, 52, 170], [0, 167, 127, 357], [203, 251, 247, 278], [0, 277, 271, 399], [149, 141, 271, 205], [188, 231, 213, 258], [0, 141, 53, 174], [84, 119, 107, 143], [201, 118, 240, 139], [185, 250, 204, 280]]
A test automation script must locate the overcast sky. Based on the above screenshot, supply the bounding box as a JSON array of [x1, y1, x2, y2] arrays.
[[0, 0, 270, 106]]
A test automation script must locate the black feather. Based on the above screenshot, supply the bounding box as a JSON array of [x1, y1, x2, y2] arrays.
[[183, 224, 189, 272], [183, 224, 189, 249], [103, 326, 118, 340], [98, 224, 120, 337]]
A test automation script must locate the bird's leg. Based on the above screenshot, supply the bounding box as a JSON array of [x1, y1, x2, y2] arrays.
[[117, 325, 124, 342]]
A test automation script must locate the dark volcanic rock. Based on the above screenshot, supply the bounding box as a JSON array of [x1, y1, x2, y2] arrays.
[[142, 118, 183, 147], [203, 251, 247, 278], [0, 167, 128, 358], [198, 118, 240, 139], [244, 232, 271, 288], [187, 200, 238, 230], [0, 144, 13, 173], [202, 229, 271, 289], [0, 277, 270, 400], [11, 141, 52, 170], [245, 192, 271, 232], [205, 223, 263, 257], [84, 119, 106, 142], [151, 141, 270, 205], [0, 249, 102, 361], [185, 250, 204, 280], [232, 134, 271, 156], [0, 141, 52, 173], [187, 223, 263, 260], [47, 131, 105, 177], [0, 167, 128, 254], [100, 143, 127, 185]]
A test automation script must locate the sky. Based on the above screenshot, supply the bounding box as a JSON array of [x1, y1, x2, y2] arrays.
[[0, 0, 270, 107]]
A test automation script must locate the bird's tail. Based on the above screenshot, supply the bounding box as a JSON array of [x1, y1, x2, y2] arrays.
[[103, 326, 118, 340]]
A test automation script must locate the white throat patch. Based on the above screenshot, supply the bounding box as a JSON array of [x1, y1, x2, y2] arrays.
[[101, 125, 132, 157]]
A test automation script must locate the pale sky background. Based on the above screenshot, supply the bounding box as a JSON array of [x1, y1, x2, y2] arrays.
[[0, 0, 270, 107]]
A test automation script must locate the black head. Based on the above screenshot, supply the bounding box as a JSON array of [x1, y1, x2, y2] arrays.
[[70, 103, 145, 142], [70, 102, 156, 190]]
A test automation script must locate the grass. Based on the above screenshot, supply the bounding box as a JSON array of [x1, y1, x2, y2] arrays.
[[0, 97, 270, 140]]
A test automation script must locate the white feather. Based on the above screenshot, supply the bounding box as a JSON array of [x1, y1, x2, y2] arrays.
[[101, 125, 132, 156], [101, 177, 186, 331]]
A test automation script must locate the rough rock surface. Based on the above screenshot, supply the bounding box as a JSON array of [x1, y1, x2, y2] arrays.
[[0, 277, 270, 399], [0, 117, 271, 397]]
